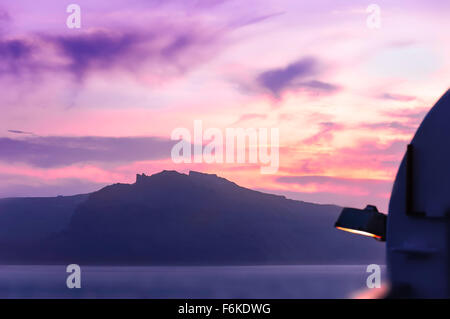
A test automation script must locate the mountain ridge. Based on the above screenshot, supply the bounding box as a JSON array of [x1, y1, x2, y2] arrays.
[[0, 170, 384, 265]]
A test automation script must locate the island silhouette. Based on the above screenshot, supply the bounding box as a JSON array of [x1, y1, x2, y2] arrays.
[[0, 170, 384, 265]]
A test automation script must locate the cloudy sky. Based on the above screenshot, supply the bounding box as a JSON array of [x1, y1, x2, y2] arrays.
[[0, 0, 449, 211]]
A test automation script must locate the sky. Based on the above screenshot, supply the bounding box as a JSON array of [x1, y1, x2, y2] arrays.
[[0, 0, 449, 211]]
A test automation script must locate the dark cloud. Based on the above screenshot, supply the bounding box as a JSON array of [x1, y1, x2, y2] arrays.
[[0, 136, 176, 168], [257, 57, 317, 97], [0, 39, 31, 58], [0, 4, 279, 84], [0, 24, 221, 81], [162, 34, 196, 57], [0, 38, 34, 75], [50, 28, 218, 80], [53, 31, 144, 79], [7, 130, 34, 135], [256, 57, 339, 98]]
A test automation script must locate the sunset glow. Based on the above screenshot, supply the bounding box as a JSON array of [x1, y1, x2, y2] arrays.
[[1, 0, 449, 211]]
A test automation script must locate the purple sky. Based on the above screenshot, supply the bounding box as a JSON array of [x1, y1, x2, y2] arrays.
[[0, 0, 449, 211]]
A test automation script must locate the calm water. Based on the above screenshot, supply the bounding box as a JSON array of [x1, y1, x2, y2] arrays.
[[0, 265, 386, 299]]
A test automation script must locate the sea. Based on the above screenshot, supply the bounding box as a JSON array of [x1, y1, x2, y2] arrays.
[[0, 265, 387, 299]]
